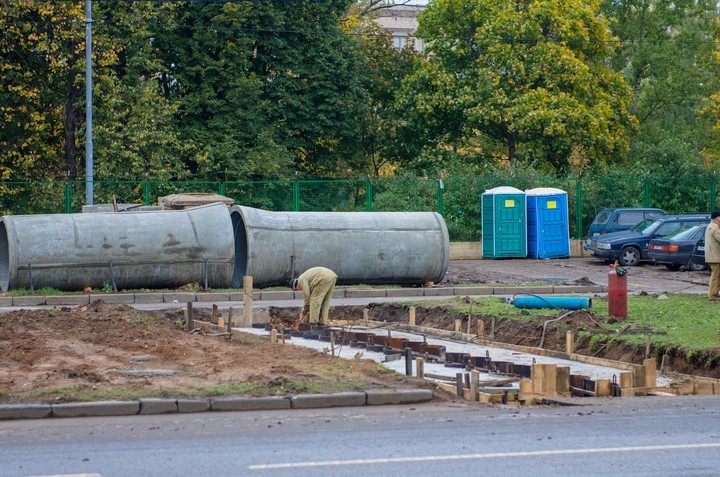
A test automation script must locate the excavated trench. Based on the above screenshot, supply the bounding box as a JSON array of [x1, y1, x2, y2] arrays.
[[259, 302, 720, 400]]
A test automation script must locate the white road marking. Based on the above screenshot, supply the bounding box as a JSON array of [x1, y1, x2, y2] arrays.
[[249, 443, 720, 470]]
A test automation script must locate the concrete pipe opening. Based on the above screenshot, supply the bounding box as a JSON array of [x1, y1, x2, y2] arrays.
[[0, 202, 235, 292], [0, 221, 10, 292], [229, 206, 450, 288]]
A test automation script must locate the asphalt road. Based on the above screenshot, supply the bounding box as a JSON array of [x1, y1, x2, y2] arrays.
[[1, 396, 718, 477]]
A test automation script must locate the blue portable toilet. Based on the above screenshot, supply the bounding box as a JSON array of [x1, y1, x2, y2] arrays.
[[481, 186, 527, 258], [525, 187, 570, 259]]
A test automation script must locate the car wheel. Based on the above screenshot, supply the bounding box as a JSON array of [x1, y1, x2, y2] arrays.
[[664, 264, 682, 271], [687, 259, 708, 272], [619, 247, 641, 266]]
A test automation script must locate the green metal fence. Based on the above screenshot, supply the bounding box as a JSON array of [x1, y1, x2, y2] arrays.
[[0, 177, 716, 240]]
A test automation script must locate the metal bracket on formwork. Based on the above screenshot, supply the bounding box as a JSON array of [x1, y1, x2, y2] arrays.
[[108, 261, 117, 292]]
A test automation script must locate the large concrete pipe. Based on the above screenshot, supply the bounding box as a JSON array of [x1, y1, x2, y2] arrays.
[[229, 206, 450, 288], [0, 202, 234, 291]]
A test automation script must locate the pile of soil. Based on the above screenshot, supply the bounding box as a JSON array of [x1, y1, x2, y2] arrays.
[[0, 301, 438, 404]]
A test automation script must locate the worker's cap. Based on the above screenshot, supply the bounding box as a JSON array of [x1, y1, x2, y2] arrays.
[[289, 278, 298, 290], [712, 210, 720, 219]]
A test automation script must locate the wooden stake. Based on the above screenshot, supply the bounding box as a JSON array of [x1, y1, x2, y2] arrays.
[[556, 366, 570, 394], [566, 331, 575, 354], [660, 354, 670, 373], [491, 316, 495, 340], [645, 333, 652, 359], [467, 300, 473, 335], [643, 358, 657, 388], [619, 371, 633, 390], [218, 315, 225, 329], [363, 308, 369, 326], [330, 332, 335, 357], [227, 307, 234, 329], [454, 319, 461, 332], [243, 276, 253, 327], [477, 320, 484, 337], [408, 306, 416, 326], [210, 304, 218, 322], [470, 369, 479, 402], [595, 378, 611, 397], [270, 328, 277, 344], [416, 357, 425, 379], [185, 302, 193, 331]]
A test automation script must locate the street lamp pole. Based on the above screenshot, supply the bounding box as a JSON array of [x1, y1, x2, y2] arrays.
[[84, 0, 94, 205]]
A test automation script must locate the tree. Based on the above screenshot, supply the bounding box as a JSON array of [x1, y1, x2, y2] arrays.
[[90, 1, 193, 182], [342, 7, 421, 177], [601, 0, 720, 174], [398, 0, 634, 175], [0, 0, 85, 181]]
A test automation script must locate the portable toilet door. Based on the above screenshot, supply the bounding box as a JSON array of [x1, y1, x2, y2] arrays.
[[525, 187, 570, 259], [481, 186, 527, 258]]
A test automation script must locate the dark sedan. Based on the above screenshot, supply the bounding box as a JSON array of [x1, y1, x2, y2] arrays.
[[647, 224, 707, 271], [584, 214, 711, 266], [689, 237, 708, 271]]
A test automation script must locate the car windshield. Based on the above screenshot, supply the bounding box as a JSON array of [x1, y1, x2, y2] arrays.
[[630, 219, 657, 234], [662, 225, 704, 241]]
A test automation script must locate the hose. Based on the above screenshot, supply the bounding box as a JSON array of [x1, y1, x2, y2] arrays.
[[508, 293, 577, 349]]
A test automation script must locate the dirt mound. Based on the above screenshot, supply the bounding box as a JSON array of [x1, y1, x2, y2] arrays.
[[0, 300, 434, 404]]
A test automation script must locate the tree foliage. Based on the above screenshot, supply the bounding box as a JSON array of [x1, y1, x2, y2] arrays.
[[399, 0, 635, 175]]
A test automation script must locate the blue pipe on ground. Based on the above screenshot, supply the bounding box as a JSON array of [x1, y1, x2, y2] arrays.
[[507, 295, 591, 310]]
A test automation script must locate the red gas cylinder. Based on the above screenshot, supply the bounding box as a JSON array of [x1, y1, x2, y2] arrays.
[[608, 270, 628, 319]]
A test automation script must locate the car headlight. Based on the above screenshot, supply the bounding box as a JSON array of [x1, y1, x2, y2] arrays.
[[597, 242, 612, 250]]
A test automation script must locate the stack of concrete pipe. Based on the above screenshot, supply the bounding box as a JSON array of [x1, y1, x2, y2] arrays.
[[0, 203, 449, 291]]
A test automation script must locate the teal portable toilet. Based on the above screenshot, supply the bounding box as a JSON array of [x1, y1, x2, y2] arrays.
[[481, 186, 527, 258], [525, 187, 570, 259]]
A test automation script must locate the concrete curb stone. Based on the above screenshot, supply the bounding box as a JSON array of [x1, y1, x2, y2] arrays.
[[139, 398, 179, 415], [260, 290, 294, 300], [177, 399, 211, 413], [423, 287, 454, 296], [291, 392, 366, 409], [386, 288, 424, 297], [197, 292, 230, 302], [92, 293, 135, 304], [46, 295, 90, 306], [366, 389, 433, 405], [12, 296, 46, 306], [345, 289, 387, 298], [52, 400, 140, 418], [210, 396, 291, 412], [453, 287, 494, 296], [164, 292, 196, 303], [132, 293, 164, 304], [0, 403, 52, 420]]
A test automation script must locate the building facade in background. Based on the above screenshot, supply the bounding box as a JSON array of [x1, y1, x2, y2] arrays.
[[373, 2, 425, 52]]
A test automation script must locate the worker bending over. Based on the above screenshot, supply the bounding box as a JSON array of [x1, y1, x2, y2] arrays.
[[290, 267, 338, 325]]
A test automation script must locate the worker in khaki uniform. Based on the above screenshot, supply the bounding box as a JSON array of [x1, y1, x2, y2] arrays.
[[704, 211, 720, 300], [290, 267, 338, 325]]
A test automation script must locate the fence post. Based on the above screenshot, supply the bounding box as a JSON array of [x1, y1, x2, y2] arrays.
[[366, 179, 373, 212], [710, 178, 717, 212], [437, 178, 444, 216], [575, 179, 583, 239], [643, 178, 650, 207], [143, 180, 150, 205], [64, 183, 73, 214], [293, 179, 300, 212], [219, 182, 226, 196]]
